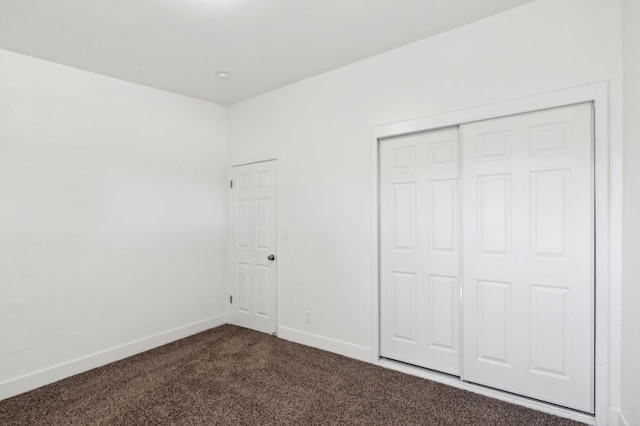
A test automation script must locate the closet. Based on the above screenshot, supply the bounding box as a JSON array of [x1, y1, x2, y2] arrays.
[[379, 103, 594, 413]]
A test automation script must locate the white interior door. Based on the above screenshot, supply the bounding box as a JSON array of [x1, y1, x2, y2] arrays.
[[380, 127, 461, 376], [461, 103, 594, 412], [230, 160, 277, 334]]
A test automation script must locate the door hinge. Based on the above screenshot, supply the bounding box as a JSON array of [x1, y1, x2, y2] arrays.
[[230, 295, 233, 304], [230, 180, 233, 189]]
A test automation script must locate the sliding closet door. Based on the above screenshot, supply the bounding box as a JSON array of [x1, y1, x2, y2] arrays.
[[461, 103, 594, 412], [380, 127, 460, 375]]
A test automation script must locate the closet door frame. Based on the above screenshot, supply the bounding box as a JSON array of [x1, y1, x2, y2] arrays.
[[370, 82, 614, 426]]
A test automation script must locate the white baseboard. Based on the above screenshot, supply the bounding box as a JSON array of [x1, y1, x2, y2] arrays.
[[0, 314, 227, 401], [277, 326, 371, 362]]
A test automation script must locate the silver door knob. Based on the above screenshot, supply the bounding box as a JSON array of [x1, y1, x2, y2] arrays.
[[267, 254, 276, 261]]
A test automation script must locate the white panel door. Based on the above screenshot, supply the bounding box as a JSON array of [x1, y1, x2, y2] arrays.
[[230, 160, 277, 334], [461, 103, 594, 412], [380, 127, 460, 375]]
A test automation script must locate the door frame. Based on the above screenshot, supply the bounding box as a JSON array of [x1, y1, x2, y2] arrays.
[[370, 82, 616, 425], [228, 158, 279, 335]]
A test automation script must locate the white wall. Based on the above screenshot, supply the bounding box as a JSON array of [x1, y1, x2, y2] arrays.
[[229, 0, 624, 413], [621, 0, 640, 424], [0, 49, 228, 399]]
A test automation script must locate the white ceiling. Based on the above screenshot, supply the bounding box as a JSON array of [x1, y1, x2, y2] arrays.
[[0, 0, 534, 105]]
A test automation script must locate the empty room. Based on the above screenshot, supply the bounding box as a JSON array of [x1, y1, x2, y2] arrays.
[[0, 0, 638, 424]]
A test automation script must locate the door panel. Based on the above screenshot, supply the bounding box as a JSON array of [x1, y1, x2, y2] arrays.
[[461, 103, 594, 413], [428, 275, 457, 350], [230, 161, 277, 334], [380, 127, 460, 376], [477, 280, 511, 365]]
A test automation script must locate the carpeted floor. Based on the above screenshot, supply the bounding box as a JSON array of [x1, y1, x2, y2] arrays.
[[0, 325, 585, 425]]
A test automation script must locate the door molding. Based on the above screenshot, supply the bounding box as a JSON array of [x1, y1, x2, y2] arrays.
[[370, 81, 616, 425]]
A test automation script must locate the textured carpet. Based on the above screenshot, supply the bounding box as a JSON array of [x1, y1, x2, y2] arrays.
[[0, 325, 584, 425]]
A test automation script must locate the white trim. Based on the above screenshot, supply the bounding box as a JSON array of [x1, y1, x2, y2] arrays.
[[0, 315, 227, 401], [370, 81, 615, 424], [277, 326, 372, 362], [378, 359, 596, 425], [370, 125, 380, 365], [275, 159, 281, 336], [371, 83, 608, 141], [593, 82, 614, 426]]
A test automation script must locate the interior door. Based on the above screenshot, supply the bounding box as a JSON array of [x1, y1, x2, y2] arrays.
[[230, 160, 277, 334], [461, 103, 594, 412], [379, 127, 461, 376]]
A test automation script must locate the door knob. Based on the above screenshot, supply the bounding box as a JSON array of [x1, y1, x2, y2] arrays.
[[267, 254, 276, 261]]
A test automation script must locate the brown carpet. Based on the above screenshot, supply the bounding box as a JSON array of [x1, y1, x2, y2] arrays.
[[0, 325, 585, 425]]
